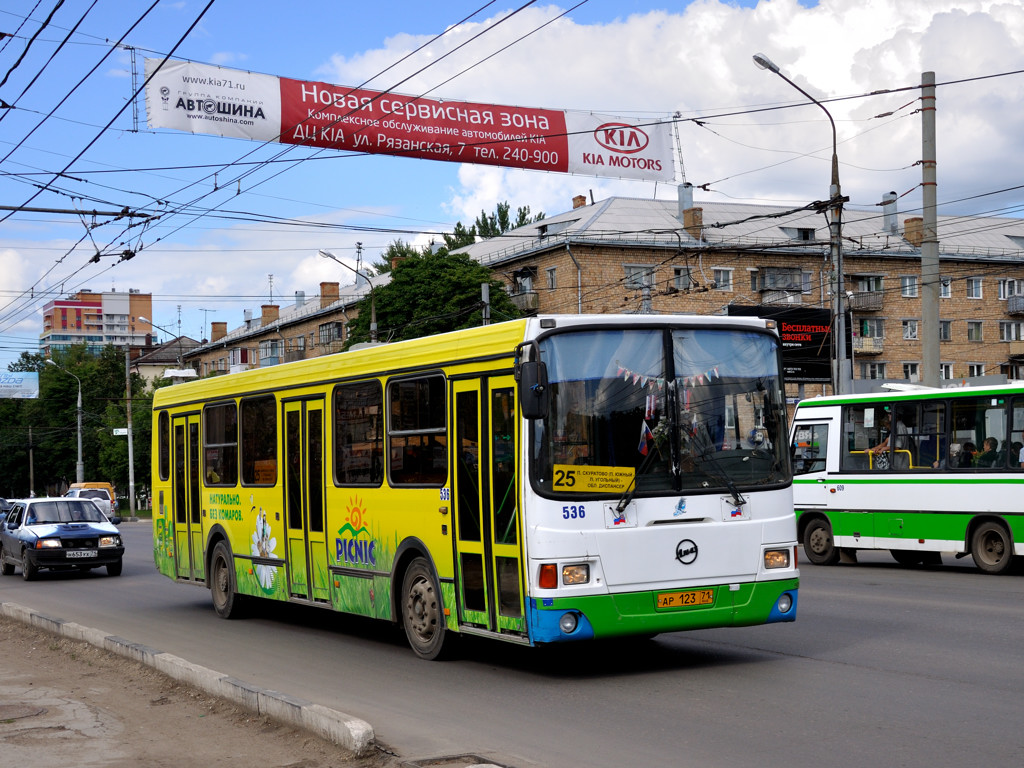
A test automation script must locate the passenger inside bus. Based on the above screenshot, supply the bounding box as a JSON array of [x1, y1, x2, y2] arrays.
[[974, 437, 999, 468]]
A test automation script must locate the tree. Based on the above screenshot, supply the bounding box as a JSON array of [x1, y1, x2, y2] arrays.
[[442, 200, 544, 250], [344, 248, 522, 347]]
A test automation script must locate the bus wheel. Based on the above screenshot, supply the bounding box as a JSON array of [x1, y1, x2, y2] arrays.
[[401, 557, 448, 660], [210, 542, 245, 618], [890, 550, 924, 567], [971, 522, 1013, 574], [804, 518, 840, 566]]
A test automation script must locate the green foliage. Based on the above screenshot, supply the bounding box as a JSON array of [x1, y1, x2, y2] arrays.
[[1, 345, 152, 500], [344, 249, 523, 347], [441, 200, 544, 250]]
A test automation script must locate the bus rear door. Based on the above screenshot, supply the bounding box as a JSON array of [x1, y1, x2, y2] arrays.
[[451, 377, 526, 639]]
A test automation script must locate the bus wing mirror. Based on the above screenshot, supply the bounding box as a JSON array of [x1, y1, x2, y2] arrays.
[[517, 360, 549, 420]]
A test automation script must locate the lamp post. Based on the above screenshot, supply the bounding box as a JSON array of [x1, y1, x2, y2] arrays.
[[319, 248, 377, 342], [754, 52, 849, 394], [46, 359, 84, 484], [139, 316, 183, 367]]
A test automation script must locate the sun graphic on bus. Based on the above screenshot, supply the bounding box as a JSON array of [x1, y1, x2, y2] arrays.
[[340, 496, 370, 536]]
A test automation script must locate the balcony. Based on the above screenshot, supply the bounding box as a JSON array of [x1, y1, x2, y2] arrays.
[[847, 291, 883, 311], [852, 336, 883, 355], [1008, 295, 1024, 315], [1007, 341, 1024, 359], [510, 291, 539, 314]]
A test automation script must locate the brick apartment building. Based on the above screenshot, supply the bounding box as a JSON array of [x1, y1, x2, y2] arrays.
[[182, 186, 1024, 396]]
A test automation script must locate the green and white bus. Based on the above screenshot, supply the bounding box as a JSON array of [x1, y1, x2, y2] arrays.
[[790, 384, 1024, 574]]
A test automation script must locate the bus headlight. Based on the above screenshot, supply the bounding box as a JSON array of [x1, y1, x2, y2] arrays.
[[764, 549, 791, 569], [562, 564, 590, 585], [558, 612, 579, 634], [777, 593, 794, 614]]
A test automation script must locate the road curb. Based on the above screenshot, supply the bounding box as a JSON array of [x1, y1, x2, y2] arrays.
[[0, 600, 375, 756]]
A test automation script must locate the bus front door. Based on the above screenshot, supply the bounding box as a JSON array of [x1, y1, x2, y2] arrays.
[[283, 399, 329, 602], [451, 377, 526, 638], [171, 414, 203, 581]]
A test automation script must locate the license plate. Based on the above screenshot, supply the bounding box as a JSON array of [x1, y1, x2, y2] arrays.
[[66, 550, 98, 559], [656, 588, 715, 609]]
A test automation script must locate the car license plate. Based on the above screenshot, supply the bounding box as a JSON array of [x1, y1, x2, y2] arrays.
[[66, 550, 98, 559], [656, 588, 715, 609]]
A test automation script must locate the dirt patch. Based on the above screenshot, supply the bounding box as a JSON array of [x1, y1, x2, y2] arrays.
[[0, 616, 397, 768]]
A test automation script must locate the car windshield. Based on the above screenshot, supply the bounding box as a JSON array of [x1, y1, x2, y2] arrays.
[[28, 500, 107, 524], [79, 489, 109, 500]]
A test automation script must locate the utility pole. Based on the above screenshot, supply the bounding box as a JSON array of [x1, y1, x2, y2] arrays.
[[481, 283, 491, 325], [125, 348, 136, 518], [920, 71, 940, 387]]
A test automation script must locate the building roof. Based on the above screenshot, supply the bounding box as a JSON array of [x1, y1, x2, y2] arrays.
[[456, 194, 1024, 266], [134, 336, 201, 366]]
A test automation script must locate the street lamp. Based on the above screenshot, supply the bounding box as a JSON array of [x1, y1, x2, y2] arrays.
[[319, 249, 377, 342], [46, 359, 84, 484], [753, 52, 849, 394]]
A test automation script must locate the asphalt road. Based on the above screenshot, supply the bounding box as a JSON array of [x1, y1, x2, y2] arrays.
[[3, 521, 1022, 768]]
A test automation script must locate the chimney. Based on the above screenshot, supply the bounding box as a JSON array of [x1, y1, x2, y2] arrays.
[[683, 207, 704, 241], [678, 182, 694, 218], [320, 281, 340, 309], [572, 194, 587, 209], [882, 191, 898, 234], [295, 290, 306, 308], [243, 309, 253, 329], [261, 304, 279, 326], [391, 256, 406, 270], [903, 217, 924, 247], [210, 322, 227, 343]]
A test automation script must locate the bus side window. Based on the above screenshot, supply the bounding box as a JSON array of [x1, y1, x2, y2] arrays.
[[792, 424, 828, 474]]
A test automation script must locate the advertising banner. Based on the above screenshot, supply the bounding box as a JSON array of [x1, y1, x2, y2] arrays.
[[728, 306, 835, 384], [0, 372, 39, 399], [145, 59, 674, 181]]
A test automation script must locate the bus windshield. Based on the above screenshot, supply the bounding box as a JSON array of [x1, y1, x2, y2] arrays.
[[532, 327, 788, 497]]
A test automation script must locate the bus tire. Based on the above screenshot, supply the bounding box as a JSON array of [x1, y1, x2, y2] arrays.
[[401, 557, 448, 660], [890, 549, 924, 567], [971, 521, 1014, 575], [803, 518, 840, 566], [210, 541, 246, 618]]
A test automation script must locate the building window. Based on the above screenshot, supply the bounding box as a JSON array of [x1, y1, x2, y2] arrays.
[[939, 320, 951, 341], [855, 275, 884, 293], [713, 268, 733, 291], [1000, 321, 1024, 341], [859, 318, 885, 339], [998, 279, 1024, 300], [967, 321, 983, 342], [940, 277, 951, 299], [901, 276, 919, 298], [967, 277, 983, 299], [968, 363, 986, 378], [902, 320, 918, 340], [860, 362, 886, 380], [781, 227, 816, 241], [750, 270, 759, 292], [546, 266, 557, 290], [802, 271, 814, 294], [624, 265, 655, 289], [259, 339, 281, 360], [903, 362, 920, 382], [939, 363, 952, 380], [318, 322, 343, 346], [673, 266, 693, 291]]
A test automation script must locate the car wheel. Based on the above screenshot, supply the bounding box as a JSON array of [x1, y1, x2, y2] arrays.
[[0, 545, 15, 576], [21, 549, 38, 581], [107, 559, 123, 577]]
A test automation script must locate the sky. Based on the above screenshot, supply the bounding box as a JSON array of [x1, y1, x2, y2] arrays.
[[2, 0, 1023, 370]]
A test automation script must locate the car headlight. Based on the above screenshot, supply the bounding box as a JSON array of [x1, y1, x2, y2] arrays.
[[36, 539, 62, 549], [99, 536, 121, 548]]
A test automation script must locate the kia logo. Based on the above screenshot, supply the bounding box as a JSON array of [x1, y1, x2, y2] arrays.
[[675, 539, 698, 565], [594, 122, 649, 154]]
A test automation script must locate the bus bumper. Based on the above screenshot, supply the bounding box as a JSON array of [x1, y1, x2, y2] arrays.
[[528, 578, 799, 644]]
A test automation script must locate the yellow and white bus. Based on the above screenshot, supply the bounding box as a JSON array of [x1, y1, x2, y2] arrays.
[[791, 384, 1024, 574], [151, 314, 798, 658]]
